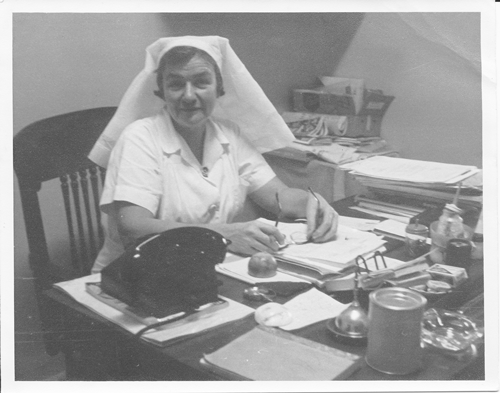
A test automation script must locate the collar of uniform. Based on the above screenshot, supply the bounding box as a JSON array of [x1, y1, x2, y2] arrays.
[[158, 109, 230, 164]]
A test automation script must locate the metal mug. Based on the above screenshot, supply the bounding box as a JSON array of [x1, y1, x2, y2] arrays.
[[366, 287, 427, 375]]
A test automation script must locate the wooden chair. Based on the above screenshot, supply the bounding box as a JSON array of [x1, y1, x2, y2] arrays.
[[14, 107, 116, 359]]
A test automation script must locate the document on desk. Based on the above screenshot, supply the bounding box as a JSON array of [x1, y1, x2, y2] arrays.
[[263, 219, 386, 274], [216, 257, 310, 284], [338, 215, 380, 231], [340, 156, 478, 184], [280, 288, 349, 331], [54, 274, 254, 347], [374, 219, 433, 245]]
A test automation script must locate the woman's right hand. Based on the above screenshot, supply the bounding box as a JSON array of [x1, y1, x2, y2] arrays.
[[214, 220, 286, 256]]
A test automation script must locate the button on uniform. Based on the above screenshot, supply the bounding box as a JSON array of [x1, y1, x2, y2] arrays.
[[208, 202, 220, 214], [206, 202, 221, 221]]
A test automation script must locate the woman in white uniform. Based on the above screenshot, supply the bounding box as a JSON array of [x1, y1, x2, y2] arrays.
[[90, 36, 339, 273]]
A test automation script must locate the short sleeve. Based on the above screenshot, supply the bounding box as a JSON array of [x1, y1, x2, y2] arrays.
[[100, 120, 163, 215]]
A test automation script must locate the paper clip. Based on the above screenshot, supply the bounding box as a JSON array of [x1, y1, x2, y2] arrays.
[[355, 251, 387, 273], [356, 252, 391, 290], [372, 251, 387, 271]]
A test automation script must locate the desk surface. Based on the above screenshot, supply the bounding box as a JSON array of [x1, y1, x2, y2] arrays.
[[46, 198, 485, 381]]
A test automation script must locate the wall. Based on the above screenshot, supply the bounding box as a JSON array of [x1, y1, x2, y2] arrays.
[[334, 13, 482, 166], [14, 14, 168, 277]]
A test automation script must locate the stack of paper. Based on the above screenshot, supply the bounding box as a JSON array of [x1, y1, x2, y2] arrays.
[[54, 274, 254, 347], [341, 157, 482, 215], [267, 219, 386, 275], [341, 156, 479, 184]]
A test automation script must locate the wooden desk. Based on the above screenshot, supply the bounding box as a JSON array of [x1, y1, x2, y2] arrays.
[[45, 198, 485, 381]]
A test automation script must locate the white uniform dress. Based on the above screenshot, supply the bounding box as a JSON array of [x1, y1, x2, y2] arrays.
[[92, 109, 276, 273]]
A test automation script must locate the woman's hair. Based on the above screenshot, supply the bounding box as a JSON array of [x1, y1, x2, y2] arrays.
[[154, 46, 225, 99]]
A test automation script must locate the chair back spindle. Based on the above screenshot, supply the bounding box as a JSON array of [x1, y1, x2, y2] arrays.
[[14, 107, 117, 356]]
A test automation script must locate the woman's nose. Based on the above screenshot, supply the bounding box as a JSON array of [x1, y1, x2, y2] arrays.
[[182, 83, 196, 102]]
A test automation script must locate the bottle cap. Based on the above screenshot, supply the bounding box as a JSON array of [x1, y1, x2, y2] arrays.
[[444, 203, 463, 215], [472, 233, 483, 242], [406, 219, 429, 235]]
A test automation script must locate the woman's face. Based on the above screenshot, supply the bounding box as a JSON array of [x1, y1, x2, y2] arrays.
[[162, 54, 218, 132]]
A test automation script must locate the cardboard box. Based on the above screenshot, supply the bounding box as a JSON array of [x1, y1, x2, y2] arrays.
[[426, 264, 468, 288], [340, 115, 382, 137], [282, 111, 383, 138], [293, 88, 395, 117]]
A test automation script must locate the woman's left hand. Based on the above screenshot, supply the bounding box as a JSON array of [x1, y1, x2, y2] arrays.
[[306, 191, 338, 242]]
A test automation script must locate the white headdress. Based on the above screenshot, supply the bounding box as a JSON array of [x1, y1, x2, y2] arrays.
[[88, 35, 294, 168]]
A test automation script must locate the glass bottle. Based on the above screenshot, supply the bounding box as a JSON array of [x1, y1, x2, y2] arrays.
[[435, 204, 465, 238], [405, 219, 429, 258], [430, 203, 465, 264]]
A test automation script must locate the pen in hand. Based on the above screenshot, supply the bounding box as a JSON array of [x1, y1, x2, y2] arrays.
[[307, 187, 321, 240], [275, 191, 283, 227]]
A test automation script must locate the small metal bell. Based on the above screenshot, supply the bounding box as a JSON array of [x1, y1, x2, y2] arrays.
[[335, 268, 369, 338]]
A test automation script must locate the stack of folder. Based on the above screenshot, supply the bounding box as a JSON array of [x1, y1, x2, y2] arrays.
[[341, 157, 482, 222]]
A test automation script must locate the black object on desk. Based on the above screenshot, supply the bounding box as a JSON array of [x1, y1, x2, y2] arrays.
[[101, 227, 229, 318]]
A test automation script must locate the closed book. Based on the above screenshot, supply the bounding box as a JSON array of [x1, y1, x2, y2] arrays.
[[355, 195, 424, 215]]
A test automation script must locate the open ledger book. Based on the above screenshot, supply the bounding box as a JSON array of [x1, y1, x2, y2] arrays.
[[261, 218, 386, 277]]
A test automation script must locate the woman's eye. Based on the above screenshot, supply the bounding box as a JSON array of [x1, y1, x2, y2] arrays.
[[167, 81, 184, 90], [194, 77, 213, 88]]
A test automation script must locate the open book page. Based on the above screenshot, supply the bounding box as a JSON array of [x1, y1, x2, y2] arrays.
[[340, 156, 477, 184], [260, 218, 386, 271], [54, 274, 253, 346]]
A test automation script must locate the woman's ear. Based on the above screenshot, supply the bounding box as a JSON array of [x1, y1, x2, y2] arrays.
[[154, 89, 165, 100], [217, 86, 225, 98]]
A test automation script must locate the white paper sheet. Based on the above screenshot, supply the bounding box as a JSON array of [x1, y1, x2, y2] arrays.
[[216, 257, 308, 284], [338, 215, 381, 231], [54, 274, 253, 346], [340, 156, 477, 184], [374, 219, 432, 244], [280, 288, 349, 331], [261, 219, 386, 269], [374, 219, 408, 238]]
